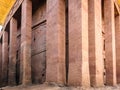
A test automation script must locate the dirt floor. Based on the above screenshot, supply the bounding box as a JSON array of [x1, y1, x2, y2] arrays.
[[1, 83, 120, 90]]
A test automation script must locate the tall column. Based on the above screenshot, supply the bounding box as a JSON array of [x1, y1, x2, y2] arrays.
[[88, 0, 104, 87], [115, 15, 120, 83], [104, 0, 116, 85], [2, 31, 8, 86], [21, 0, 32, 85], [68, 0, 90, 86], [0, 40, 2, 85], [46, 0, 66, 84], [8, 17, 17, 85]]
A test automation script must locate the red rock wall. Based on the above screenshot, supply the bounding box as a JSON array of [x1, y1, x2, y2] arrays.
[[31, 2, 46, 84], [0, 0, 120, 88]]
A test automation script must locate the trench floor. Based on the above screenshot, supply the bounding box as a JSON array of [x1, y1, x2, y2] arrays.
[[1, 83, 120, 90]]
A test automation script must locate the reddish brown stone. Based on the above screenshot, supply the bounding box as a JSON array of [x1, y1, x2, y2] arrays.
[[2, 31, 9, 86], [0, 40, 2, 85], [31, 2, 46, 84], [31, 23, 46, 84], [20, 0, 32, 85], [46, 0, 66, 84], [88, 0, 104, 87], [0, 0, 120, 87], [115, 15, 120, 84], [68, 0, 90, 86], [104, 0, 116, 86], [8, 17, 17, 86]]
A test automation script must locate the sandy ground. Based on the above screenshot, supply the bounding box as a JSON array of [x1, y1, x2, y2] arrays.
[[1, 83, 120, 90]]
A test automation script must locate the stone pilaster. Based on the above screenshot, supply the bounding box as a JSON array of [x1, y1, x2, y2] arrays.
[[2, 31, 8, 86], [0, 39, 2, 85], [8, 17, 17, 85], [21, 0, 32, 85], [115, 15, 120, 84], [104, 0, 116, 85], [46, 0, 66, 84], [68, 0, 90, 86], [88, 0, 104, 87]]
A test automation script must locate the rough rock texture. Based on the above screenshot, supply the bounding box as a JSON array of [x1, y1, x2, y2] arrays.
[[68, 0, 90, 86], [20, 0, 32, 85], [104, 0, 116, 86], [1, 0, 120, 88], [46, 0, 66, 84], [2, 83, 120, 90], [8, 17, 17, 86], [88, 0, 104, 87]]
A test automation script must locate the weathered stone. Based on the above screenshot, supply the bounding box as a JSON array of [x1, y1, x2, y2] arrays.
[[104, 0, 116, 86], [46, 0, 66, 84], [8, 17, 17, 86], [115, 15, 120, 84], [0, 40, 2, 85], [88, 0, 104, 87], [2, 31, 8, 86], [68, 0, 90, 86], [20, 0, 32, 85], [0, 0, 120, 88]]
